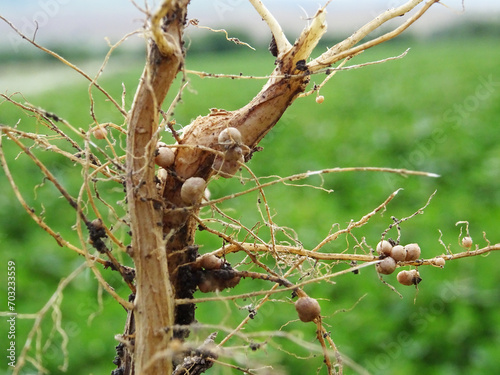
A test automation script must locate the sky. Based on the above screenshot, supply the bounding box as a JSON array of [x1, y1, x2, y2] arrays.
[[0, 1, 499, 53]]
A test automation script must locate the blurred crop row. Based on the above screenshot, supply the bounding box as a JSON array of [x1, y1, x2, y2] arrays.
[[0, 29, 499, 374]]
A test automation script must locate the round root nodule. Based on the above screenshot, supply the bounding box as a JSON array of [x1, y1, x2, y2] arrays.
[[390, 245, 406, 262], [212, 146, 244, 178], [218, 127, 242, 147], [462, 236, 473, 248], [376, 256, 397, 275], [90, 218, 104, 230], [155, 146, 175, 169], [433, 257, 446, 268], [198, 271, 241, 293], [397, 269, 422, 286], [295, 296, 321, 322], [157, 168, 168, 182], [200, 254, 224, 270], [376, 240, 393, 256], [93, 126, 107, 140], [404, 243, 421, 261], [181, 177, 206, 205]]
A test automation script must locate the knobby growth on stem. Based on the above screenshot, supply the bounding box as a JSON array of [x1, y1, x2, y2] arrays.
[[1, 1, 498, 374]]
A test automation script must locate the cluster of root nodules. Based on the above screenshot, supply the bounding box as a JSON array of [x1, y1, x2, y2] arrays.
[[375, 239, 423, 287], [168, 169, 451, 374], [191, 254, 241, 293]]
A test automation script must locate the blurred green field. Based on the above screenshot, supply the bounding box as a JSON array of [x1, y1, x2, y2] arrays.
[[1, 34, 500, 375]]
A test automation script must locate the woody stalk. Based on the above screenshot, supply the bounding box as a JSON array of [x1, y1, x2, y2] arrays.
[[124, 0, 440, 374]]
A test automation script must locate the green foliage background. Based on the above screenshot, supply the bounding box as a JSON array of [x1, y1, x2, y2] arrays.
[[1, 27, 499, 375]]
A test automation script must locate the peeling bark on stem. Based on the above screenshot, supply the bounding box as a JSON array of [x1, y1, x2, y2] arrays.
[[176, 5, 328, 179], [124, 1, 188, 374]]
